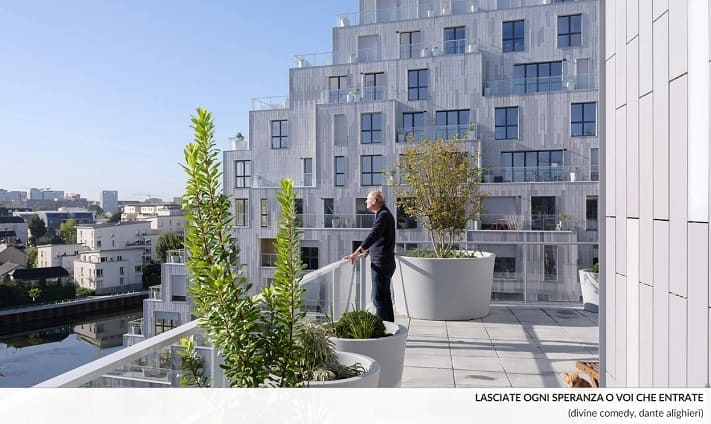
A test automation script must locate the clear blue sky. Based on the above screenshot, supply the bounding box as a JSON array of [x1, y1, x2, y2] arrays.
[[0, 0, 355, 202]]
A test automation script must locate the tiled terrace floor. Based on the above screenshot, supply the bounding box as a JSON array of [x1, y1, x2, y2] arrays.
[[396, 303, 599, 388]]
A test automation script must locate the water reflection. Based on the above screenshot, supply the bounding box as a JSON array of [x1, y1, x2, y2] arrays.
[[0, 310, 141, 387]]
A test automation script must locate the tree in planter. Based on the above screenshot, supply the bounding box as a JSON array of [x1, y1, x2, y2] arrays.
[[391, 137, 485, 257], [183, 108, 351, 387]]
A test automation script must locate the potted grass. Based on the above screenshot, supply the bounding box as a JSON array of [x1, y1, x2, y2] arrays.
[[390, 136, 495, 320], [182, 108, 379, 387], [327, 309, 408, 387]]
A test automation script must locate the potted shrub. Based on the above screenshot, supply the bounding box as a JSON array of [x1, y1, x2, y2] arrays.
[[390, 137, 495, 320], [327, 310, 408, 387], [182, 108, 379, 387], [578, 262, 600, 312]]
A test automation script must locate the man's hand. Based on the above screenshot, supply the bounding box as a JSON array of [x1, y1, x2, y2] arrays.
[[343, 248, 367, 264]]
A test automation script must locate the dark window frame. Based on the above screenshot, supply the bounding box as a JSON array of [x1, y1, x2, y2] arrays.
[[443, 26, 466, 54], [361, 113, 383, 144], [234, 160, 252, 188], [495, 106, 519, 140], [271, 120, 288, 149], [335, 156, 345, 186], [360, 155, 384, 186], [571, 102, 597, 136], [408, 69, 429, 100], [235, 198, 248, 226], [557, 14, 582, 47], [502, 20, 524, 52]]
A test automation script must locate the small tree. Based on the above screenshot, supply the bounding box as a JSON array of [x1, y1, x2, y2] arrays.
[[26, 247, 37, 268], [27, 214, 47, 246], [28, 287, 42, 302], [59, 219, 77, 244], [107, 211, 121, 223], [392, 137, 484, 258], [155, 231, 184, 263]]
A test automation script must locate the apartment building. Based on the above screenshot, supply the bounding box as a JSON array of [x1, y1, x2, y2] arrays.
[[0, 216, 28, 244], [14, 209, 95, 231], [121, 203, 185, 233], [76, 221, 156, 261], [36, 243, 85, 272], [101, 190, 119, 214], [74, 248, 144, 294], [223, 0, 599, 301]]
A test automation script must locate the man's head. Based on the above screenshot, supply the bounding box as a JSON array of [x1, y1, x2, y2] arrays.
[[366, 190, 385, 213]]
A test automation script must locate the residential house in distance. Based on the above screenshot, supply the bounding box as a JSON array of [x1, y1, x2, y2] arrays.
[[36, 243, 86, 272], [224, 0, 599, 300], [101, 190, 119, 214], [0, 244, 27, 266], [14, 209, 96, 231], [0, 216, 28, 245], [121, 203, 185, 233], [8, 266, 69, 286], [76, 221, 156, 262]]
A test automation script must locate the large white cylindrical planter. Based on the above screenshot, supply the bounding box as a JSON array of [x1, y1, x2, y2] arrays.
[[393, 252, 495, 320], [307, 351, 380, 388], [578, 269, 599, 313], [330, 322, 408, 387]]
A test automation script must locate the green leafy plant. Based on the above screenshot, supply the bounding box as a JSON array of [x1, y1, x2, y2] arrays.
[[28, 287, 41, 302], [591, 262, 599, 273], [391, 137, 485, 258], [177, 335, 209, 387], [334, 310, 386, 339], [300, 321, 363, 381]]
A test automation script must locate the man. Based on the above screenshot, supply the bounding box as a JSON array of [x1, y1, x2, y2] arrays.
[[344, 190, 396, 322]]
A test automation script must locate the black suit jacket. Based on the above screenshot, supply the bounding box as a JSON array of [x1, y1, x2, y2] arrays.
[[360, 206, 396, 266]]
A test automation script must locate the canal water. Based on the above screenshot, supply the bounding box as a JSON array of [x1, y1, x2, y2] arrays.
[[0, 309, 141, 387]]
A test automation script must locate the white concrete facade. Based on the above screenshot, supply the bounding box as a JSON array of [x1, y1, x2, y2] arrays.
[[36, 243, 85, 271], [76, 221, 156, 262], [74, 247, 144, 294], [224, 0, 600, 301], [602, 0, 710, 387]]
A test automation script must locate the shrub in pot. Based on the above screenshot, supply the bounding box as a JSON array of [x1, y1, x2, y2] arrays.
[[578, 262, 600, 312]]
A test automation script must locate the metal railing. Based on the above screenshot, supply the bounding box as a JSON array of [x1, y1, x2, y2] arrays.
[[251, 96, 288, 111], [478, 214, 573, 231], [482, 165, 595, 183], [397, 124, 477, 142], [336, 0, 479, 26], [36, 256, 369, 388], [484, 73, 598, 96], [323, 86, 388, 104]]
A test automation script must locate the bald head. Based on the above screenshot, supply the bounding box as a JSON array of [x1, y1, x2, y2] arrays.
[[366, 190, 385, 213]]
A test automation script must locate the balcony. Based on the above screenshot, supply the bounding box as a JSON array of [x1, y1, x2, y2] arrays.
[[37, 254, 598, 388], [483, 73, 598, 96], [295, 39, 479, 69], [250, 96, 288, 111], [397, 124, 477, 143], [149, 285, 161, 300], [483, 165, 597, 183], [478, 214, 569, 231], [336, 0, 480, 26], [323, 86, 387, 104]]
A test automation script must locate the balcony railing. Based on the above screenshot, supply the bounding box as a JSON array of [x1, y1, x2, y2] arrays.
[[296, 39, 479, 69], [336, 0, 479, 26], [165, 249, 186, 264], [484, 73, 598, 96], [323, 86, 387, 104], [397, 124, 477, 143], [149, 285, 161, 300], [482, 166, 595, 183], [36, 256, 370, 388], [251, 96, 288, 111], [478, 214, 572, 231]]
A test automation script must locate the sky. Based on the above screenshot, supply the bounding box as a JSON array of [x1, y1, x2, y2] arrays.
[[0, 0, 355, 202]]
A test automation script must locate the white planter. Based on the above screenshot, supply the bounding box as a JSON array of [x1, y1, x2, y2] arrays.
[[570, 172, 577, 182], [578, 269, 599, 312], [307, 351, 380, 388], [393, 252, 496, 320], [330, 322, 408, 388]]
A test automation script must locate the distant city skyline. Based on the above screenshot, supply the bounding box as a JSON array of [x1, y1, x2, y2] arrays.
[[1, 1, 354, 201]]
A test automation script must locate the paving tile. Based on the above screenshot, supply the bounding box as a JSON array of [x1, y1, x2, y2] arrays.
[[446, 322, 489, 339], [404, 352, 452, 368], [451, 356, 505, 372], [500, 358, 556, 374], [401, 366, 454, 388], [485, 326, 532, 340], [506, 372, 565, 388], [448, 337, 498, 358], [453, 370, 511, 387]]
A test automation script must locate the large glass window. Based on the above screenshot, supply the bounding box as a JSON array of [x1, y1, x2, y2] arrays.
[[301, 247, 319, 270], [408, 69, 428, 100], [571, 102, 597, 136], [532, 197, 556, 231], [329, 75, 348, 103], [586, 196, 598, 230], [544, 245, 558, 280], [400, 30, 422, 59], [364, 72, 385, 101], [155, 318, 178, 335], [361, 155, 383, 186], [513, 61, 563, 93], [323, 198, 334, 228], [361, 113, 383, 144], [495, 107, 519, 139], [558, 14, 582, 47], [271, 120, 288, 149], [400, 112, 425, 142], [355, 199, 374, 228], [235, 199, 248, 226], [436, 109, 469, 139], [500, 150, 564, 182], [234, 160, 252, 188], [444, 26, 465, 54], [303, 158, 313, 186], [334, 156, 345, 186], [502, 20, 524, 52]]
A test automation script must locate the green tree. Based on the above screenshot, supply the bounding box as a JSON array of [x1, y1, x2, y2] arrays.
[[155, 232, 184, 263], [59, 219, 77, 244], [26, 247, 37, 268], [27, 214, 46, 246], [141, 261, 161, 288], [107, 211, 122, 223], [28, 287, 41, 302], [87, 204, 105, 218], [37, 227, 64, 245], [392, 137, 485, 257]]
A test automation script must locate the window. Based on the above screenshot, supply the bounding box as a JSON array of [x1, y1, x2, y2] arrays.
[[396, 202, 417, 229], [590, 148, 599, 181], [436, 109, 469, 139], [571, 102, 597, 136], [514, 61, 563, 93], [234, 160, 252, 188], [360, 155, 383, 186], [494, 257, 516, 279], [235, 199, 248, 226], [400, 111, 425, 142], [544, 245, 558, 280], [558, 14, 582, 47], [502, 20, 524, 52], [495, 107, 519, 139], [532, 197, 557, 231], [117, 255, 123, 261], [271, 120, 288, 149], [119, 266, 124, 275], [361, 113, 382, 144], [323, 198, 334, 228], [96, 268, 103, 278], [135, 265, 142, 272], [400, 30, 422, 59], [119, 277, 124, 285], [329, 75, 348, 103], [155, 318, 178, 335], [303, 158, 313, 186], [586, 196, 598, 230], [363, 72, 384, 100], [355, 199, 373, 228], [500, 150, 564, 182], [260, 199, 268, 227], [408, 69, 428, 100], [444, 26, 465, 54], [301, 247, 319, 270], [334, 156, 345, 186]]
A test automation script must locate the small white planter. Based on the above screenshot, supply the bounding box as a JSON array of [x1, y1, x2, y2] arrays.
[[330, 322, 408, 388], [578, 269, 599, 312], [307, 351, 380, 388], [393, 252, 496, 320]]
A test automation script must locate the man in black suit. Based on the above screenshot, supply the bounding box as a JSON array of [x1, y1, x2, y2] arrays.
[[344, 190, 396, 322]]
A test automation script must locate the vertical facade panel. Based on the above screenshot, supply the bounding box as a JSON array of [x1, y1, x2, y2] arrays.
[[626, 38, 639, 219], [638, 0, 653, 95], [638, 283, 654, 387], [668, 76, 688, 298], [687, 223, 709, 387], [668, 295, 688, 387], [614, 273, 628, 386], [652, 219, 670, 386], [652, 15, 670, 220], [605, 57, 617, 217], [625, 218, 640, 385], [615, 107, 627, 275], [638, 94, 654, 283]]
